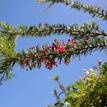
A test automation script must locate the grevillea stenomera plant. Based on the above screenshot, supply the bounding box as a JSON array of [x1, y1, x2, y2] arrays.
[[0, 0, 107, 85]]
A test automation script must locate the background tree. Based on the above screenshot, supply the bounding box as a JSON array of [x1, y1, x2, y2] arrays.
[[0, 0, 107, 107]]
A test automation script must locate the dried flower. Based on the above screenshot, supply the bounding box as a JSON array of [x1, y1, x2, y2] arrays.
[[54, 39, 59, 46], [68, 39, 76, 46], [22, 58, 30, 65]]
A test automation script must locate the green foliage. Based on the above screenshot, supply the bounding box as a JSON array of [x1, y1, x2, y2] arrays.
[[0, 36, 16, 83], [1, 21, 106, 38], [49, 63, 107, 107], [0, 36, 15, 57]]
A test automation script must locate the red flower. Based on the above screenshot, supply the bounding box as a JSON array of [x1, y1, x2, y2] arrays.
[[64, 58, 70, 65], [56, 45, 65, 53], [46, 59, 56, 70], [41, 58, 56, 69]]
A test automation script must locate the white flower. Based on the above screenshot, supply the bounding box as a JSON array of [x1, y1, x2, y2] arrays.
[[89, 68, 94, 72], [64, 102, 70, 105], [85, 70, 90, 74]]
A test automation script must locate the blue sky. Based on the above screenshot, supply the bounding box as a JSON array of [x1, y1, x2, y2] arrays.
[[0, 0, 107, 107]]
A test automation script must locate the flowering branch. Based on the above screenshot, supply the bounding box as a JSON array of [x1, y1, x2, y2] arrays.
[[0, 37, 106, 80], [14, 38, 107, 70]]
